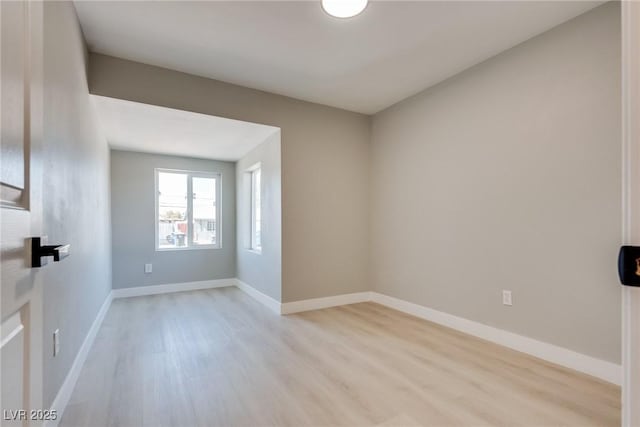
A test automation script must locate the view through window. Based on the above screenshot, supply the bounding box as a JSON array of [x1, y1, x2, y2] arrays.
[[157, 169, 220, 249]]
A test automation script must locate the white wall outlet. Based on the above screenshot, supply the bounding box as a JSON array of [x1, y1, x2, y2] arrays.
[[53, 329, 60, 357], [502, 290, 513, 306], [144, 263, 152, 273]]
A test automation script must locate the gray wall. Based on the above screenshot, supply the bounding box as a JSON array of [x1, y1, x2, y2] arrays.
[[89, 54, 371, 303], [89, 2, 621, 363], [110, 150, 236, 289], [236, 132, 282, 301], [370, 3, 621, 363], [42, 2, 112, 407]]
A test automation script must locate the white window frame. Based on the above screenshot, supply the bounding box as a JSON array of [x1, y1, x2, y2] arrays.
[[247, 163, 262, 253], [155, 168, 222, 251]]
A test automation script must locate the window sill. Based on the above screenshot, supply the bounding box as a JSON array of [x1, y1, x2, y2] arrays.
[[156, 245, 222, 252], [247, 249, 262, 255]]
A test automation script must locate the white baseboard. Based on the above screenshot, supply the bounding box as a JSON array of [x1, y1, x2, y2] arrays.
[[281, 291, 371, 314], [45, 290, 113, 427], [112, 278, 236, 299], [233, 280, 371, 315], [234, 279, 282, 314], [233, 284, 620, 385], [370, 292, 622, 385]]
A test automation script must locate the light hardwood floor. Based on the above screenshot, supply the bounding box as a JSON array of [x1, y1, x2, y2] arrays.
[[60, 287, 620, 427]]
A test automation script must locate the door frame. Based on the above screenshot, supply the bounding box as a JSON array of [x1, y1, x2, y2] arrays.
[[621, 1, 640, 425]]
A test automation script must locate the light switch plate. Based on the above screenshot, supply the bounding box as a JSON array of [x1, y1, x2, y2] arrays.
[[145, 263, 152, 273]]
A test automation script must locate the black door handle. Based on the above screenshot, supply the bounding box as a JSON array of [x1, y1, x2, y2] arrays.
[[31, 237, 70, 268]]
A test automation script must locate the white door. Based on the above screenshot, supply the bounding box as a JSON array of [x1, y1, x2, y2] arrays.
[[1, 1, 44, 426]]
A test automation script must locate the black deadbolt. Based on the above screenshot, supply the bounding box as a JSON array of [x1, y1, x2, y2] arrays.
[[618, 246, 640, 287]]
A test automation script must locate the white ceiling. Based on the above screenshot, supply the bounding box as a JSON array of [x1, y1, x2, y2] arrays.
[[75, 1, 604, 114], [92, 95, 279, 161]]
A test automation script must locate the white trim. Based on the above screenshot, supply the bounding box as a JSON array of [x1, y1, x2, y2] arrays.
[[249, 164, 262, 252], [234, 279, 281, 314], [154, 168, 222, 251], [45, 291, 113, 427], [621, 1, 640, 424], [112, 278, 236, 299], [281, 292, 371, 314], [237, 286, 619, 383], [0, 311, 24, 349], [370, 292, 621, 385], [232, 281, 371, 316]]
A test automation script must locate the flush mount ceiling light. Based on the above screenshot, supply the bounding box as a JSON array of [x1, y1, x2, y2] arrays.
[[321, 0, 369, 18]]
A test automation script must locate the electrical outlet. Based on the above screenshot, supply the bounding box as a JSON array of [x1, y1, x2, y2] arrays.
[[53, 329, 60, 357], [502, 290, 513, 306], [144, 263, 152, 273]]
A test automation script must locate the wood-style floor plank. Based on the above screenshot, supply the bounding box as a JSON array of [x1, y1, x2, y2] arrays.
[[59, 287, 620, 427]]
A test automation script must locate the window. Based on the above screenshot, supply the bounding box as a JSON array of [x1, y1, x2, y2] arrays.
[[156, 169, 221, 250], [249, 165, 262, 252]]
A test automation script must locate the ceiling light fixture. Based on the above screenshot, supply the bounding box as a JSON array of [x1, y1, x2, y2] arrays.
[[321, 0, 368, 19]]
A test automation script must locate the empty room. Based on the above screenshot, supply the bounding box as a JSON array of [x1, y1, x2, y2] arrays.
[[3, 0, 640, 426]]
